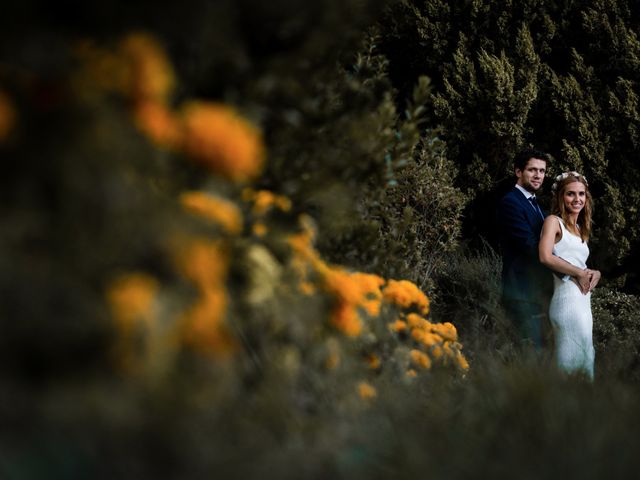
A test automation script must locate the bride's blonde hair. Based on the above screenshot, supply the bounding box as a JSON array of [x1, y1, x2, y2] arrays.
[[550, 172, 592, 242]]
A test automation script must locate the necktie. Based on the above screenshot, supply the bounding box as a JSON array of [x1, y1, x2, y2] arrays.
[[529, 196, 545, 220]]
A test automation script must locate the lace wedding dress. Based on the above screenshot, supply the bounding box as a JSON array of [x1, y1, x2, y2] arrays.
[[549, 216, 595, 380]]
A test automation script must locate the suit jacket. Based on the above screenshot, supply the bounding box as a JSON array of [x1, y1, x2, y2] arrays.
[[497, 186, 552, 304]]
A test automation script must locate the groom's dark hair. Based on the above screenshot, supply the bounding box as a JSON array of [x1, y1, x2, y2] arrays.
[[513, 148, 550, 172]]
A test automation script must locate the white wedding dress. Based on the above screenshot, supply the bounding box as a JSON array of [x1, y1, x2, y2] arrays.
[[549, 216, 595, 380]]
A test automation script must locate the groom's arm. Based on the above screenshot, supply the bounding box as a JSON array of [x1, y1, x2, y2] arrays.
[[497, 196, 538, 257]]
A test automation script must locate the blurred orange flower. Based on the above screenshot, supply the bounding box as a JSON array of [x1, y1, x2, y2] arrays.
[[366, 354, 381, 370], [106, 272, 159, 334], [382, 279, 430, 315], [242, 188, 292, 215], [410, 349, 432, 369], [179, 191, 243, 235], [388, 319, 408, 332], [181, 101, 265, 182], [133, 100, 181, 149], [119, 33, 175, 103], [173, 237, 229, 289], [357, 382, 377, 400], [172, 237, 236, 357]]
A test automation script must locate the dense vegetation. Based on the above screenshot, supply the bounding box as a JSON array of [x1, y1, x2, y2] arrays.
[[2, 0, 640, 477]]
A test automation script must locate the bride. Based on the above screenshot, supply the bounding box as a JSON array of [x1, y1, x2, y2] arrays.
[[538, 171, 601, 380]]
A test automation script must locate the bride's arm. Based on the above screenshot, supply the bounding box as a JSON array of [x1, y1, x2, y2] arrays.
[[539, 216, 591, 293]]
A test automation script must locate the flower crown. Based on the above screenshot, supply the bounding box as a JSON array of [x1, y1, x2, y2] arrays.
[[551, 171, 588, 192]]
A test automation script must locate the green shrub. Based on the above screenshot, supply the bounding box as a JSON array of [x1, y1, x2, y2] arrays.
[[592, 287, 640, 381]]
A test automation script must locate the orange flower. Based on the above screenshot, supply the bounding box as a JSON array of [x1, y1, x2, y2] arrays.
[[331, 302, 362, 337], [173, 238, 229, 290], [0, 89, 16, 142], [410, 349, 432, 369], [382, 279, 430, 315], [171, 236, 237, 357], [406, 313, 431, 330], [358, 382, 377, 400], [180, 101, 265, 182], [322, 268, 385, 336], [180, 289, 237, 357], [133, 100, 181, 149], [179, 191, 243, 235], [243, 188, 292, 215], [119, 33, 175, 102], [388, 319, 408, 332], [252, 222, 267, 237], [431, 322, 458, 342], [406, 369, 418, 378], [106, 272, 159, 333], [366, 354, 381, 370]]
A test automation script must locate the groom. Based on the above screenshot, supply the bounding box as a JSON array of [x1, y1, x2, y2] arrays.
[[497, 149, 554, 348]]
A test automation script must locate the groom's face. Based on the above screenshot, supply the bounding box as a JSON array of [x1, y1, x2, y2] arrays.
[[516, 158, 546, 193]]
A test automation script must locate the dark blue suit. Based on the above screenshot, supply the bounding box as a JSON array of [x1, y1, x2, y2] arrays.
[[497, 186, 552, 347]]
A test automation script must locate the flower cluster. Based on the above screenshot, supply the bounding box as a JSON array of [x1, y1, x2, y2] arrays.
[[551, 171, 588, 191], [82, 31, 470, 397], [242, 188, 292, 237], [172, 237, 237, 357], [287, 215, 469, 375], [74, 32, 265, 182]]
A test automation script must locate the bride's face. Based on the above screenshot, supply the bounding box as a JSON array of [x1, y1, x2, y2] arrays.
[[562, 181, 586, 215]]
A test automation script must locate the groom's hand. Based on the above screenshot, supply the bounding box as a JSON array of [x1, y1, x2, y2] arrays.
[[588, 270, 601, 292], [576, 269, 592, 294]]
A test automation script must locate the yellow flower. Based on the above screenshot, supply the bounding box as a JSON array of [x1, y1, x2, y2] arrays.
[[406, 369, 418, 378], [382, 279, 430, 315], [357, 382, 377, 400], [119, 33, 175, 103], [180, 101, 265, 182], [179, 191, 243, 235], [0, 89, 16, 142], [410, 349, 432, 369]]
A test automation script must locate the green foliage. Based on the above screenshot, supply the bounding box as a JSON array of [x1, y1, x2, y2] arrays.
[[430, 244, 516, 359], [4, 1, 640, 478], [379, 0, 640, 279], [592, 287, 640, 381]]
